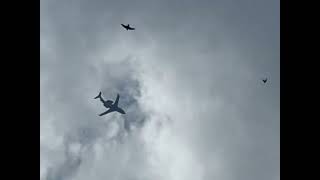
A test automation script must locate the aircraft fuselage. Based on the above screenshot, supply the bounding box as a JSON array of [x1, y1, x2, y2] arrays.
[[103, 100, 113, 108]]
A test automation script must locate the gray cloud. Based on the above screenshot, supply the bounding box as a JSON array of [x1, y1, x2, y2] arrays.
[[41, 0, 279, 180]]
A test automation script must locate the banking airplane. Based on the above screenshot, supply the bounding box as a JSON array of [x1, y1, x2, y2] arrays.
[[94, 92, 126, 116], [121, 24, 135, 30]]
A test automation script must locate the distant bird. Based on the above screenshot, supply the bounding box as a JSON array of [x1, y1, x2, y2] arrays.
[[262, 78, 268, 83], [121, 24, 135, 30]]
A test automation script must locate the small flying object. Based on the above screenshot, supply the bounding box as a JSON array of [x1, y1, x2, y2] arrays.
[[262, 78, 268, 83], [121, 24, 135, 30], [94, 92, 126, 116]]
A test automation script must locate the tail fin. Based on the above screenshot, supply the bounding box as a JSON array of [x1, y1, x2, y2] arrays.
[[94, 92, 102, 99]]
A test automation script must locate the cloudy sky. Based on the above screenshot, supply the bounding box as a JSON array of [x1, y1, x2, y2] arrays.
[[40, 0, 279, 180]]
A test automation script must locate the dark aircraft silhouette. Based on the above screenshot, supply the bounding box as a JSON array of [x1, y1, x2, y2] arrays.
[[121, 24, 135, 30], [262, 78, 268, 83], [94, 92, 126, 116]]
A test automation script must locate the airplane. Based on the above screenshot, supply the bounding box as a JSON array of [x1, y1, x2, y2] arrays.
[[121, 24, 135, 30], [262, 78, 268, 83], [94, 92, 126, 116]]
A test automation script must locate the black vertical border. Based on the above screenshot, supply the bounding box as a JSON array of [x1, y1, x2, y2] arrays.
[[2, 0, 39, 179], [280, 0, 314, 179]]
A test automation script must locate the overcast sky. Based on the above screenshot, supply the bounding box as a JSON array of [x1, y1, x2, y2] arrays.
[[40, 0, 279, 180]]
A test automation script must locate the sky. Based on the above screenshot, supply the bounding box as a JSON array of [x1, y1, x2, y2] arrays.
[[40, 0, 280, 180]]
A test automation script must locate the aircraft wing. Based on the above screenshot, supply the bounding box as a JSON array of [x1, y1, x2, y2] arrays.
[[114, 94, 120, 107], [99, 109, 114, 116]]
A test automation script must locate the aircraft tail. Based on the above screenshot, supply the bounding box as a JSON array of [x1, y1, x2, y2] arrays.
[[94, 92, 102, 99]]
